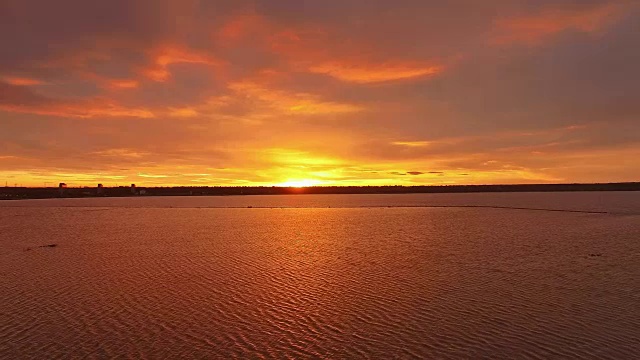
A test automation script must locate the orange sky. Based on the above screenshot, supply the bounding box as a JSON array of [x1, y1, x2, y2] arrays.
[[1, 0, 639, 187]]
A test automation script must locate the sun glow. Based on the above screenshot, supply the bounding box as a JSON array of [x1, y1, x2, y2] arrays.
[[277, 179, 323, 188]]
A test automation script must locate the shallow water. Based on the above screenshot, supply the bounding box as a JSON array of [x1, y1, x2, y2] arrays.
[[1, 192, 639, 358]]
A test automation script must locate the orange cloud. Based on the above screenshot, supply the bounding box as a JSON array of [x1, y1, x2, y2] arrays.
[[214, 14, 448, 84], [107, 79, 139, 89], [309, 62, 444, 83], [222, 81, 363, 115], [142, 45, 223, 82], [269, 27, 331, 61], [92, 148, 149, 158], [491, 4, 624, 45], [0, 95, 155, 119], [268, 21, 448, 84], [391, 141, 431, 147], [2, 76, 45, 86], [169, 107, 199, 117], [0, 104, 154, 119], [217, 14, 269, 43]]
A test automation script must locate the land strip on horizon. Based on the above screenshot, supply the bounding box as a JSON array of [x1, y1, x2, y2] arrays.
[[1, 183, 639, 200]]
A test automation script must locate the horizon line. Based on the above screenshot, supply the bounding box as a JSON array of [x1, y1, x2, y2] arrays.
[[3, 181, 639, 189]]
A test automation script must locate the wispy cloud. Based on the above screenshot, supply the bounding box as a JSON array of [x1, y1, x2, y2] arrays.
[[490, 3, 626, 45], [309, 62, 443, 83]]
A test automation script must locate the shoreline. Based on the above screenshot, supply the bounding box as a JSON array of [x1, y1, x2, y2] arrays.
[[1, 182, 639, 200]]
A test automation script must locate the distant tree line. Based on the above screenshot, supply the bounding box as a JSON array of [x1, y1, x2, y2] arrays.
[[1, 182, 639, 200]]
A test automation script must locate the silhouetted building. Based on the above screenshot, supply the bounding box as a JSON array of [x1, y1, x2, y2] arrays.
[[58, 183, 67, 196], [131, 184, 136, 195], [97, 183, 104, 195]]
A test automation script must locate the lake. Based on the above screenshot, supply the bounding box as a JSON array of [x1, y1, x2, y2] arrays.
[[1, 192, 639, 358]]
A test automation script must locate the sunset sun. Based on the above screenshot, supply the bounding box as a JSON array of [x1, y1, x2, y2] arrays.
[[277, 179, 323, 188]]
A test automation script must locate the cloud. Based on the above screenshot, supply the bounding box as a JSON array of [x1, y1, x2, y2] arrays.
[[218, 81, 364, 116], [169, 107, 199, 118], [490, 3, 627, 45], [308, 62, 444, 83], [0, 82, 155, 118], [92, 148, 150, 159], [141, 45, 224, 82], [1, 76, 46, 86], [107, 79, 139, 89], [0, 0, 638, 186], [391, 141, 431, 147]]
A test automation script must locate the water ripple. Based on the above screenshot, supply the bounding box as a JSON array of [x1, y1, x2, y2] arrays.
[[1, 204, 639, 358]]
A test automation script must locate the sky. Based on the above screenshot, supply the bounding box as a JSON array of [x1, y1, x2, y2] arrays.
[[1, 0, 639, 187]]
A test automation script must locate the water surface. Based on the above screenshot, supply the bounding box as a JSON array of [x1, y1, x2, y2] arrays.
[[1, 192, 639, 358]]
